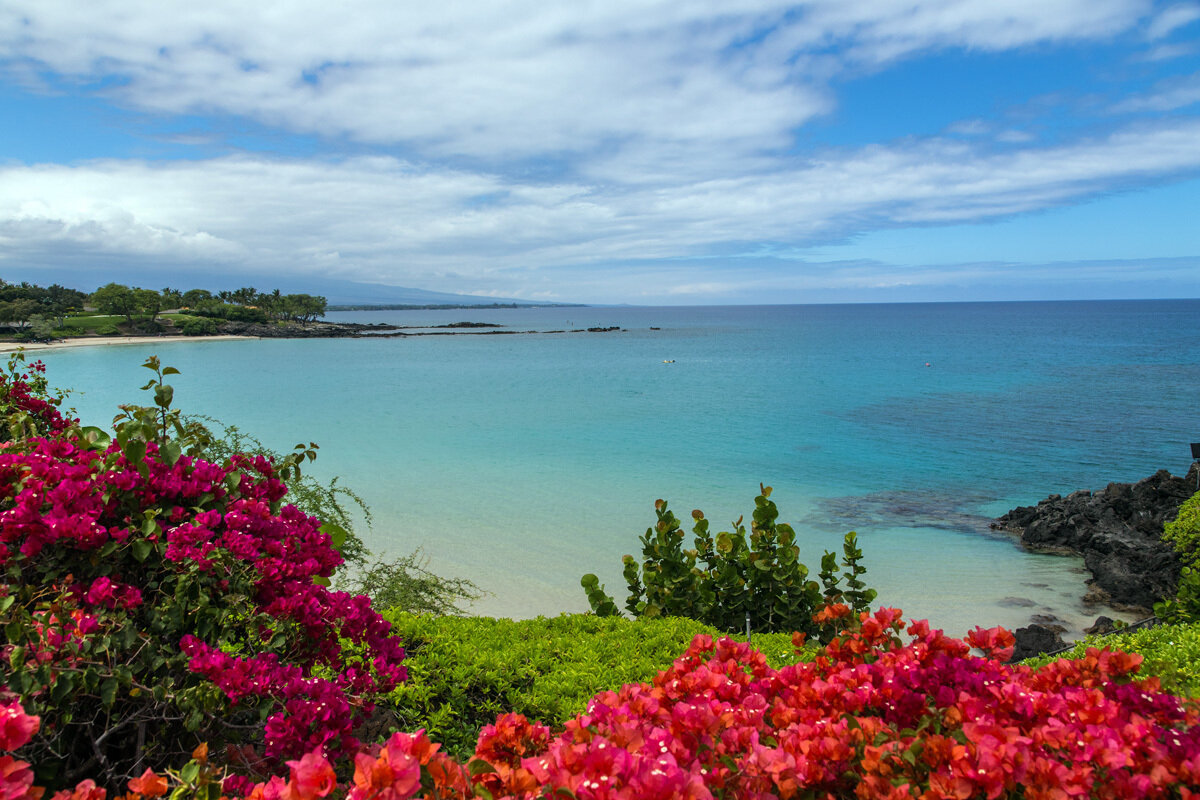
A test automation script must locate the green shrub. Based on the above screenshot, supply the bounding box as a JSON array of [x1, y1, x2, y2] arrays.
[[180, 316, 219, 336], [1164, 490, 1200, 565], [583, 485, 875, 639], [1023, 621, 1200, 697], [1155, 490, 1200, 621], [378, 612, 807, 757]]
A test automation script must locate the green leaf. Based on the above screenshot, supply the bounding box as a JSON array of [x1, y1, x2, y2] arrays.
[[154, 383, 174, 409], [78, 425, 112, 451], [320, 521, 348, 552], [162, 440, 182, 466], [123, 439, 147, 464], [100, 677, 118, 707], [0, 594, 13, 614], [469, 759, 498, 776], [179, 761, 201, 785], [132, 539, 153, 562], [162, 366, 181, 376]]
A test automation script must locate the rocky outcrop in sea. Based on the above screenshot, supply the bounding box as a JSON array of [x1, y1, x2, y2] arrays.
[[992, 464, 1199, 613]]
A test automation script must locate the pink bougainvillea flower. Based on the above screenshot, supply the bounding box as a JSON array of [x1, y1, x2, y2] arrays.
[[0, 704, 38, 751]]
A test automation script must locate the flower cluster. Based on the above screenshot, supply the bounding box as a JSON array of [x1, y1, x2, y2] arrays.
[[500, 609, 1196, 799], [0, 700, 40, 800], [2, 413, 406, 777], [9, 608, 1200, 800], [0, 358, 71, 441], [274, 612, 1200, 799]]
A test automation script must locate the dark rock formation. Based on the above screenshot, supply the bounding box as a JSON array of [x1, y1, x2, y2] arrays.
[[1011, 624, 1068, 661], [1085, 616, 1119, 636], [992, 465, 1199, 611], [216, 320, 401, 338]]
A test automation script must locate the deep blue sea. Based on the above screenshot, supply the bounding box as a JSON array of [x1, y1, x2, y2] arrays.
[[32, 300, 1200, 636]]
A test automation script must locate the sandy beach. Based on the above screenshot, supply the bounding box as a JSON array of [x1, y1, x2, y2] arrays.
[[0, 335, 257, 354]]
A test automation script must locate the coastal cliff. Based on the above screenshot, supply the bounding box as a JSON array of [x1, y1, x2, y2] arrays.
[[992, 464, 1200, 612]]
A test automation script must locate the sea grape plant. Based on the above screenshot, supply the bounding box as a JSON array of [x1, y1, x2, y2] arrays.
[[0, 357, 407, 791], [583, 485, 877, 638]]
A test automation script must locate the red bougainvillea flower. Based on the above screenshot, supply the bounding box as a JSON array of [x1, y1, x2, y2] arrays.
[[284, 750, 336, 800], [0, 755, 40, 800], [125, 770, 167, 799], [349, 734, 422, 800], [47, 779, 103, 800], [0, 703, 38, 751]]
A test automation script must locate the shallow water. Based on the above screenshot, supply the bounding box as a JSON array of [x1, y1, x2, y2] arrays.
[[34, 300, 1200, 637]]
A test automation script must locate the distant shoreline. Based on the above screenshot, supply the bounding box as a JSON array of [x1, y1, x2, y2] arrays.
[[0, 334, 257, 354], [326, 302, 587, 311]]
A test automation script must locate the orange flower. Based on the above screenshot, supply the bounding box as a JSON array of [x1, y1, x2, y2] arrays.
[[126, 770, 168, 798], [1, 754, 42, 800], [285, 750, 337, 800]]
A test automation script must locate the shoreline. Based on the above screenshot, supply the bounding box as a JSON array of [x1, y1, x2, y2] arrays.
[[0, 334, 258, 354]]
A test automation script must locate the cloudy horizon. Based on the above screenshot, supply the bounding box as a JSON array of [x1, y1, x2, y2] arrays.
[[2, 0, 1199, 304]]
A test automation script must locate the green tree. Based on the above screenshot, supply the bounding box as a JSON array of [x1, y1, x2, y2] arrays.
[[44, 284, 88, 327], [0, 298, 39, 329], [258, 289, 284, 320], [282, 293, 326, 324], [181, 288, 213, 308], [90, 283, 140, 323], [219, 286, 259, 306], [134, 288, 164, 321], [160, 287, 184, 309]]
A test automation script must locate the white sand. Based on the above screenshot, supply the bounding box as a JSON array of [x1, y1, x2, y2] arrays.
[[0, 335, 257, 354]]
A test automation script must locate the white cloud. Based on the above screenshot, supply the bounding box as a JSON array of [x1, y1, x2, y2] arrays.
[[1112, 70, 1200, 111], [1, 116, 1198, 300], [1146, 2, 1200, 38], [1140, 41, 1198, 59], [2, 0, 1196, 302], [0, 0, 1154, 170]]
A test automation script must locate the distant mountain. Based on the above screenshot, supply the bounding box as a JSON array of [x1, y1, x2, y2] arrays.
[[187, 274, 568, 307], [315, 280, 571, 307]]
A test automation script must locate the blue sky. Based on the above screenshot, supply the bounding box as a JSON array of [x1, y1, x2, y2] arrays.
[[1, 1, 1199, 304]]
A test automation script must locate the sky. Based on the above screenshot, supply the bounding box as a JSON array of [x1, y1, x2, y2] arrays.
[[1, 1, 1199, 305]]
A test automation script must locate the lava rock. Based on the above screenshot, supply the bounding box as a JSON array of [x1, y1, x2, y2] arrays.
[[1011, 624, 1068, 662], [1085, 616, 1119, 636], [993, 465, 1198, 611]]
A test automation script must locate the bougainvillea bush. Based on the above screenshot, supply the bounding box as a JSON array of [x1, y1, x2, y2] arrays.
[[8, 607, 1200, 800], [0, 356, 406, 790]]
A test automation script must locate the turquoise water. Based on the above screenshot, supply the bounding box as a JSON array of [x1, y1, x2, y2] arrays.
[[32, 300, 1200, 636]]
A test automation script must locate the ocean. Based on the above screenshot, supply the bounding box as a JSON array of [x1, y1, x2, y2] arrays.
[[31, 299, 1200, 637]]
